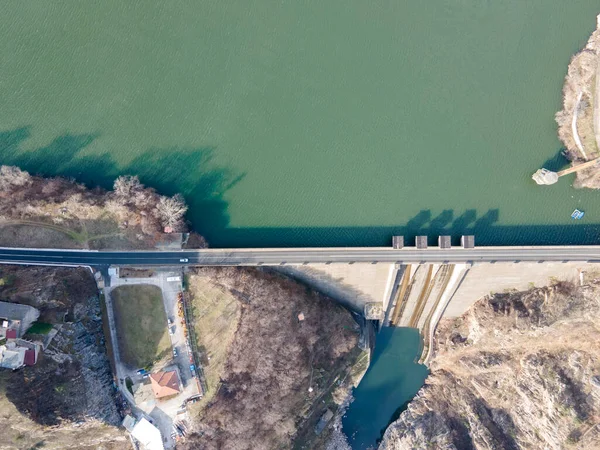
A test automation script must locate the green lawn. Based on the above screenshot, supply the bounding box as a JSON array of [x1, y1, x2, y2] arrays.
[[111, 284, 171, 369]]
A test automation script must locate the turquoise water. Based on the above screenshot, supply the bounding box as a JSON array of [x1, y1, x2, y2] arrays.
[[1, 2, 600, 248], [342, 328, 429, 449]]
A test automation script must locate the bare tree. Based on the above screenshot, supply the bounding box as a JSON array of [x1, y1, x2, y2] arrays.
[[113, 175, 143, 199], [156, 194, 188, 228], [0, 165, 31, 190]]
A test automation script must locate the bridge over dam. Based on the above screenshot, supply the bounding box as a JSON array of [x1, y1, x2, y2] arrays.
[[0, 236, 598, 365]]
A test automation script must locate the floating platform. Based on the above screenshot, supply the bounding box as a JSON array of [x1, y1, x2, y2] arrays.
[[571, 209, 585, 220]]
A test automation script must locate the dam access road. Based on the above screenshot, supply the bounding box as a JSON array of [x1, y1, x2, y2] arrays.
[[1, 245, 600, 267]]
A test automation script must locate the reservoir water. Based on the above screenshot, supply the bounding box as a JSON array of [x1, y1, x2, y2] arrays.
[[1, 2, 600, 249], [1, 3, 600, 447]]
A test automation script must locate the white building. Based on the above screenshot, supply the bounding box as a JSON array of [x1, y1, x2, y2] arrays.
[[130, 417, 164, 450]]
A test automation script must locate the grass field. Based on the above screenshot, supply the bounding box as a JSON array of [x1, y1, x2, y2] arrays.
[[111, 284, 171, 369], [187, 274, 241, 411]]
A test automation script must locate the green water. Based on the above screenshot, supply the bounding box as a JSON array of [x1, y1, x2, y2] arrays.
[[1, 2, 600, 248], [343, 328, 429, 449]]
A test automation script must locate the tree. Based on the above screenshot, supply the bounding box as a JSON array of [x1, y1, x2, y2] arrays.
[[0, 165, 31, 190], [113, 175, 142, 199], [156, 194, 188, 228]]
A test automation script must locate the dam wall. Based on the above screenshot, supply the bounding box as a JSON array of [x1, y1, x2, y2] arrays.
[[274, 262, 396, 313]]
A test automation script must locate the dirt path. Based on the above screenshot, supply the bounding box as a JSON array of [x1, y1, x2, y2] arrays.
[[0, 219, 123, 248], [595, 54, 600, 152], [573, 91, 588, 159]]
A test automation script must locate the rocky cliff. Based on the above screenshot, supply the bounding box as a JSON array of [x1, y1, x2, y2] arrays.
[[380, 278, 600, 450]]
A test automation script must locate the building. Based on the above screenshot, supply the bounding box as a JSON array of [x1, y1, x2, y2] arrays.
[[0, 339, 40, 370], [150, 370, 180, 399], [416, 236, 428, 249], [130, 417, 164, 450], [0, 301, 40, 339], [461, 235, 475, 249], [0, 342, 26, 369], [438, 236, 451, 249]]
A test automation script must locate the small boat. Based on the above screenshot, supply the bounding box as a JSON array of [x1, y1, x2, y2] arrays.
[[571, 209, 585, 220]]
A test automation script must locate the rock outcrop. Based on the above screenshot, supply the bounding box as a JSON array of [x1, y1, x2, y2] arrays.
[[380, 279, 600, 449]]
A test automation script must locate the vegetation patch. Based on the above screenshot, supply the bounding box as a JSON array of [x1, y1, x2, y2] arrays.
[[187, 274, 241, 412], [119, 268, 156, 278], [111, 284, 171, 369], [26, 322, 53, 335], [181, 267, 360, 450]]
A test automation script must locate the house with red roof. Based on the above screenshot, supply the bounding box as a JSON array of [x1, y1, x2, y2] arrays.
[[149, 370, 180, 399]]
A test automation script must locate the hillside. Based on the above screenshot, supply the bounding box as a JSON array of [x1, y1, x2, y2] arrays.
[[0, 265, 128, 450], [181, 267, 364, 450], [380, 277, 600, 449]]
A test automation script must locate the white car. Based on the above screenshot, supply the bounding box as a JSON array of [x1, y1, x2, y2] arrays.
[[180, 258, 189, 263], [169, 326, 174, 336]]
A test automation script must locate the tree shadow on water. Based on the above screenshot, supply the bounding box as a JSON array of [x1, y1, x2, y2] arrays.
[[0, 126, 243, 242]]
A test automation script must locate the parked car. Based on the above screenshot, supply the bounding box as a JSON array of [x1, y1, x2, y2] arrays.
[[169, 326, 174, 336], [168, 318, 173, 326], [173, 347, 178, 358], [136, 368, 148, 376], [179, 258, 189, 263]]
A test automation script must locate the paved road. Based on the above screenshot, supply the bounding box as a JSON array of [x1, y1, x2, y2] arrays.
[[1, 245, 600, 267]]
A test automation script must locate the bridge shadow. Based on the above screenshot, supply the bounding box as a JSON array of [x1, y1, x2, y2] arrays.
[[208, 210, 600, 248]]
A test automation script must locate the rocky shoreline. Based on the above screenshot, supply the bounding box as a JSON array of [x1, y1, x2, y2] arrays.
[[379, 279, 600, 449]]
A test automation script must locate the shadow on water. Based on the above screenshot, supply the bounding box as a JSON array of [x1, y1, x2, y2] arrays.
[[0, 126, 243, 240], [541, 148, 571, 173], [1, 126, 600, 248]]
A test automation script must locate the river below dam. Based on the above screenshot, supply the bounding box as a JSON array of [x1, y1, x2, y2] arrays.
[[1, 2, 600, 448], [343, 328, 428, 449]]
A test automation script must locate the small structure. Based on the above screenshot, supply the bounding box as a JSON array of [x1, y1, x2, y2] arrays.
[[315, 409, 334, 435], [297, 312, 305, 322], [461, 235, 475, 249], [131, 417, 164, 450], [392, 236, 404, 249], [122, 414, 136, 432], [532, 168, 559, 185], [364, 303, 383, 320], [150, 370, 181, 399], [438, 236, 451, 249], [416, 236, 428, 249], [0, 301, 40, 339], [0, 342, 26, 369]]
